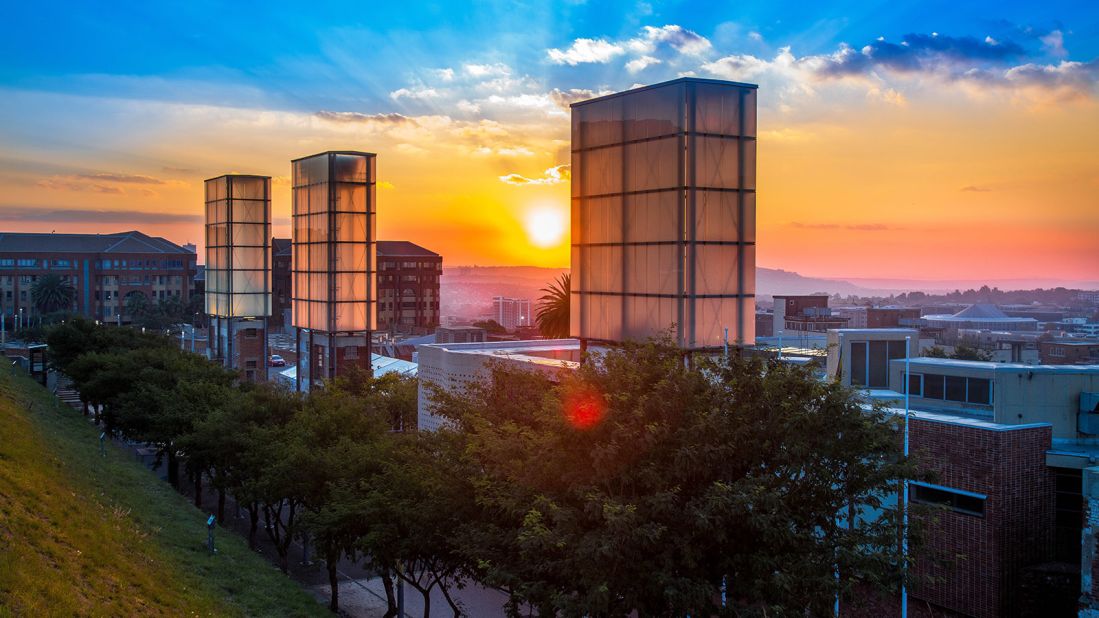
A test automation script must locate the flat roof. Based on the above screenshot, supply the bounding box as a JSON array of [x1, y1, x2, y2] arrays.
[[290, 150, 377, 163], [570, 77, 757, 108], [881, 405, 1051, 432], [891, 356, 1099, 374], [203, 173, 271, 183]]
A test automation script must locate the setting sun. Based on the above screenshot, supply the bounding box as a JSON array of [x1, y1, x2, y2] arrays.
[[524, 206, 567, 248]]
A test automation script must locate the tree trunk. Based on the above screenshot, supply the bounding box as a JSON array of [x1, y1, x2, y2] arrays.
[[327, 550, 340, 612], [437, 576, 462, 617], [217, 488, 226, 523], [421, 587, 431, 618], [382, 569, 397, 617], [247, 504, 259, 550], [167, 449, 179, 488], [193, 472, 203, 508]]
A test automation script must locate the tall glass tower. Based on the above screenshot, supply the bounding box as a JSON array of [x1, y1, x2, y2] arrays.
[[570, 78, 757, 349], [204, 174, 271, 381], [291, 151, 376, 389]]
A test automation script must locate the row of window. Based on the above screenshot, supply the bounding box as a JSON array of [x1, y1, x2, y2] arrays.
[[379, 301, 440, 311], [376, 274, 438, 283], [0, 258, 190, 270], [378, 261, 442, 271], [907, 373, 993, 406], [910, 483, 986, 517]]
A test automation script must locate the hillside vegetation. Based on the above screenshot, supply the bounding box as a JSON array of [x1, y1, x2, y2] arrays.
[[0, 370, 325, 617]]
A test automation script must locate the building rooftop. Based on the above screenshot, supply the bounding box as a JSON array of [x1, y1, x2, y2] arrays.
[[0, 230, 193, 255], [376, 240, 440, 258], [570, 77, 758, 108], [418, 338, 582, 370], [881, 405, 1051, 432], [892, 356, 1099, 374]]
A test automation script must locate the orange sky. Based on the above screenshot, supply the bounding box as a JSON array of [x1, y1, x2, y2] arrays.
[[0, 43, 1097, 283]]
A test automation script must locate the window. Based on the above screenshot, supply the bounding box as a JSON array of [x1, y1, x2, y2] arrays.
[[850, 339, 908, 388], [0, 259, 12, 268], [907, 373, 923, 396], [16, 259, 37, 268], [851, 342, 866, 386], [914, 373, 992, 406], [52, 259, 71, 269], [243, 328, 258, 339], [911, 483, 985, 517]]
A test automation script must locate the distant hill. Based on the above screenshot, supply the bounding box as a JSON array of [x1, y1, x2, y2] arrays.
[[441, 265, 865, 319]]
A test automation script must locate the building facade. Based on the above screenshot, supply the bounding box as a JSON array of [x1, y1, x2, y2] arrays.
[[0, 230, 197, 324], [377, 240, 441, 334], [492, 296, 532, 330], [773, 295, 848, 336], [271, 237, 292, 329], [570, 77, 757, 349]]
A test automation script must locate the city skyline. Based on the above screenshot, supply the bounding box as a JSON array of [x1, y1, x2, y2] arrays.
[[1, 2, 1097, 282]]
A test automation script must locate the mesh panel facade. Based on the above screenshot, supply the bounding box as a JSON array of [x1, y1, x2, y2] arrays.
[[291, 151, 376, 333], [570, 78, 757, 349], [204, 175, 272, 318]]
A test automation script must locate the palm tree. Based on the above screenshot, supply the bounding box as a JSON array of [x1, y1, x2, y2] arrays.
[[535, 272, 570, 339], [30, 274, 75, 314]]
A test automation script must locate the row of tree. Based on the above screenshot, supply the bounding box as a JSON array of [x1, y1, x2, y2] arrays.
[[48, 318, 919, 616]]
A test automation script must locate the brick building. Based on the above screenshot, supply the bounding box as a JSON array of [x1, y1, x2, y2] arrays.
[[376, 241, 441, 334], [773, 295, 848, 336], [271, 237, 292, 328], [867, 306, 921, 328], [0, 230, 198, 323], [1040, 340, 1099, 365]]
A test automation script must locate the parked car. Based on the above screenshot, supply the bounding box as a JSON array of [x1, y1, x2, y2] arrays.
[[269, 354, 286, 367]]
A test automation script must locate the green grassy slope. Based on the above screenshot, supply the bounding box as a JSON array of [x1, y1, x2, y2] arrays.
[[0, 370, 326, 617]]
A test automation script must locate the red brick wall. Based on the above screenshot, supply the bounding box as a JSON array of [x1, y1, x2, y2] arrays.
[[235, 325, 266, 382], [908, 419, 1053, 618]]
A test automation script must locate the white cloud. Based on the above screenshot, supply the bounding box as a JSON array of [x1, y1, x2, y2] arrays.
[[434, 68, 456, 81], [499, 164, 570, 185], [390, 86, 443, 101], [627, 25, 712, 56], [626, 55, 661, 73], [464, 63, 511, 77], [547, 38, 626, 65], [1040, 30, 1067, 58], [749, 31, 764, 43], [456, 99, 481, 114]]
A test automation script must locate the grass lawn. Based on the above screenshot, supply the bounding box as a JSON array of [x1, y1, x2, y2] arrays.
[[0, 369, 327, 617]]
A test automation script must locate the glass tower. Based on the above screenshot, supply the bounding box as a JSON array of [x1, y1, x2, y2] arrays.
[[570, 78, 757, 349], [204, 174, 272, 380], [291, 151, 376, 387]]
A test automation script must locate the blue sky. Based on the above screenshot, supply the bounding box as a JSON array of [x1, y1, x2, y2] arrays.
[[1, 1, 1097, 280]]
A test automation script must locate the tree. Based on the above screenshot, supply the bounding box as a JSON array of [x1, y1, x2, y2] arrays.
[[471, 319, 507, 335], [431, 338, 918, 616], [950, 344, 992, 361], [535, 273, 570, 339], [31, 274, 75, 314]]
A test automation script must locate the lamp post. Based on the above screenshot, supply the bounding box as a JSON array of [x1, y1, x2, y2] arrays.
[[901, 335, 911, 618]]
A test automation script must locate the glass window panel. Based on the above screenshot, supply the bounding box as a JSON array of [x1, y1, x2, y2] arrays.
[[967, 378, 991, 405], [333, 154, 368, 182], [582, 294, 622, 342], [231, 223, 266, 246], [625, 245, 677, 294], [310, 302, 328, 332], [308, 245, 327, 271], [583, 246, 622, 293], [231, 247, 264, 270], [577, 97, 623, 149], [695, 136, 739, 189], [693, 297, 738, 348], [694, 83, 742, 135], [581, 196, 622, 245], [335, 244, 368, 272], [214, 200, 228, 223], [623, 296, 676, 341], [694, 190, 739, 242], [869, 340, 888, 387], [742, 245, 756, 297], [232, 200, 267, 224], [308, 184, 328, 215], [335, 302, 368, 332], [335, 213, 367, 242], [924, 374, 945, 399], [693, 245, 738, 295], [945, 375, 966, 402], [743, 90, 757, 137], [307, 213, 328, 243], [851, 342, 867, 386], [624, 191, 679, 242], [624, 84, 681, 141], [231, 177, 267, 200], [309, 273, 329, 299], [742, 139, 756, 191], [335, 183, 366, 213], [743, 193, 756, 243], [581, 146, 622, 197], [624, 137, 678, 192]]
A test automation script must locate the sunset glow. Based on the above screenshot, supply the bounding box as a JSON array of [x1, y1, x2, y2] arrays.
[[0, 3, 1096, 282]]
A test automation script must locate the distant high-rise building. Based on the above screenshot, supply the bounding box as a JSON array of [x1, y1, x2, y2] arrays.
[[271, 237, 292, 328], [291, 151, 376, 389], [570, 77, 757, 349], [203, 174, 272, 382], [493, 296, 532, 330]]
